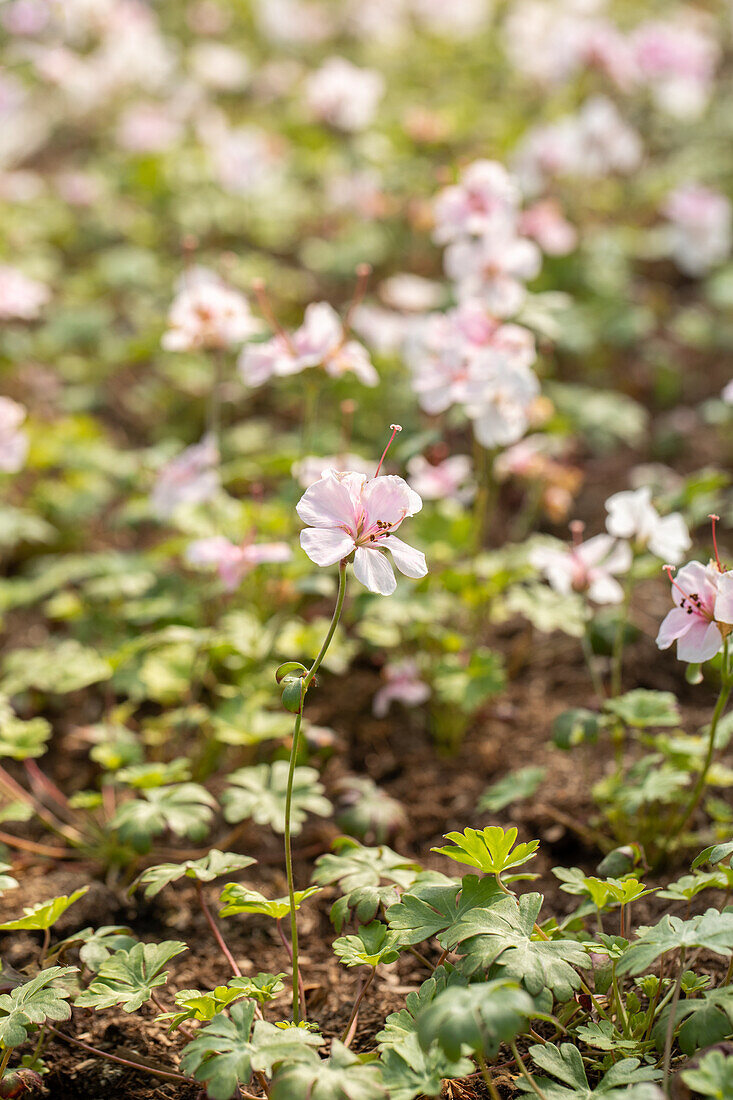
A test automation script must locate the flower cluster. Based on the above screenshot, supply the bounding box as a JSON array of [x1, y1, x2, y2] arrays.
[[662, 184, 732, 277], [162, 267, 262, 353], [239, 302, 377, 389], [305, 57, 384, 132]]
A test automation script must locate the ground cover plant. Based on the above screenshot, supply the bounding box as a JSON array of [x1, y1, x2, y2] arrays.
[[1, 0, 733, 1098]]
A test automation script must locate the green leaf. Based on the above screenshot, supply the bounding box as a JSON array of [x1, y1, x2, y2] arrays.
[[111, 784, 216, 852], [270, 1040, 386, 1100], [1, 640, 112, 695], [0, 888, 89, 931], [447, 893, 590, 1000], [552, 708, 603, 749], [518, 1042, 661, 1098], [131, 850, 256, 899], [218, 884, 320, 921], [681, 1048, 733, 1097], [75, 941, 187, 1012], [52, 926, 137, 972], [313, 838, 420, 932], [334, 777, 406, 844], [617, 910, 733, 976], [478, 767, 546, 813], [333, 922, 402, 968], [693, 841, 733, 869], [181, 1003, 322, 1100], [0, 968, 76, 1048], [0, 696, 51, 761], [386, 873, 503, 947], [431, 826, 539, 876], [432, 648, 505, 713], [603, 690, 681, 729], [221, 762, 331, 835], [653, 985, 733, 1056], [416, 979, 534, 1061], [229, 972, 286, 1005]]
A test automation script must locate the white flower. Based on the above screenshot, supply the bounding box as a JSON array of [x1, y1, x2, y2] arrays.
[[662, 185, 731, 277], [605, 487, 690, 564], [162, 267, 262, 352], [532, 534, 632, 605], [444, 231, 541, 317], [0, 265, 50, 320]]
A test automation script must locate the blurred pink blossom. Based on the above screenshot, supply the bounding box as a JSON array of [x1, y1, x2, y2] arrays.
[[0, 265, 50, 320], [239, 302, 377, 388], [445, 230, 541, 316], [407, 454, 474, 502], [163, 268, 262, 352], [373, 660, 430, 718], [0, 397, 29, 473], [662, 185, 731, 276], [433, 159, 520, 245], [305, 57, 384, 132], [531, 533, 632, 604], [116, 102, 183, 154], [150, 434, 219, 518], [631, 19, 718, 119], [519, 201, 578, 256], [186, 536, 291, 590]]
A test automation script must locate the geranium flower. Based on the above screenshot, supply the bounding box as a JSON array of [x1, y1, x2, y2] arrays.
[[186, 536, 291, 591], [433, 159, 520, 244], [444, 230, 541, 317], [531, 533, 632, 604], [0, 396, 29, 473], [605, 487, 690, 565], [150, 434, 219, 518], [656, 561, 728, 663], [662, 185, 731, 277], [239, 302, 377, 388], [373, 660, 430, 718], [407, 454, 474, 502], [162, 267, 262, 352], [464, 355, 540, 448], [297, 469, 427, 595], [519, 200, 578, 256]]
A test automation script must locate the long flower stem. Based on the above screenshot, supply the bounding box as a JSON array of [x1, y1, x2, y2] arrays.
[[476, 1052, 502, 1100], [663, 950, 686, 1092], [510, 1041, 550, 1100], [610, 566, 634, 697], [341, 968, 375, 1046], [284, 559, 348, 1023], [669, 639, 731, 847], [195, 879, 241, 978]]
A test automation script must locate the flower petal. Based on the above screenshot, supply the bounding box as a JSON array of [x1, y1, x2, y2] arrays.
[[714, 573, 733, 625], [300, 527, 355, 567], [296, 469, 363, 529], [677, 619, 723, 663], [656, 607, 693, 650], [382, 535, 427, 579], [361, 475, 421, 528], [353, 546, 397, 595]]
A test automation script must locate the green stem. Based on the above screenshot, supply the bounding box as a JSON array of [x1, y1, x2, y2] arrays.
[[610, 567, 634, 697], [662, 950, 686, 1093], [0, 1047, 11, 1079], [284, 560, 348, 1023], [669, 639, 731, 846], [476, 1051, 502, 1100], [581, 618, 606, 707], [510, 1040, 550, 1100], [612, 964, 629, 1038]]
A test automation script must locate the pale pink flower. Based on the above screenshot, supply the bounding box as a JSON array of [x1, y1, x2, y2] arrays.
[[150, 435, 219, 518], [379, 274, 443, 312], [433, 159, 520, 245], [208, 126, 282, 196], [116, 102, 182, 154], [413, 0, 490, 38], [254, 0, 333, 45], [238, 302, 378, 388], [54, 170, 101, 207], [350, 304, 415, 356], [297, 470, 427, 595], [0, 397, 29, 473], [293, 454, 374, 489], [0, 265, 49, 321], [305, 58, 384, 132], [631, 20, 718, 119], [531, 534, 632, 605], [722, 380, 733, 405], [186, 536, 291, 591], [327, 170, 385, 219], [716, 573, 733, 628], [1, 0, 49, 35], [373, 660, 430, 718], [605, 487, 690, 564], [662, 185, 731, 277], [656, 561, 727, 663], [162, 268, 262, 352], [189, 43, 250, 91], [407, 454, 474, 503], [519, 201, 578, 256], [444, 230, 541, 316]]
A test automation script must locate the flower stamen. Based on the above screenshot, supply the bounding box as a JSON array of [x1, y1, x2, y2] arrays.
[[374, 424, 402, 477]]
